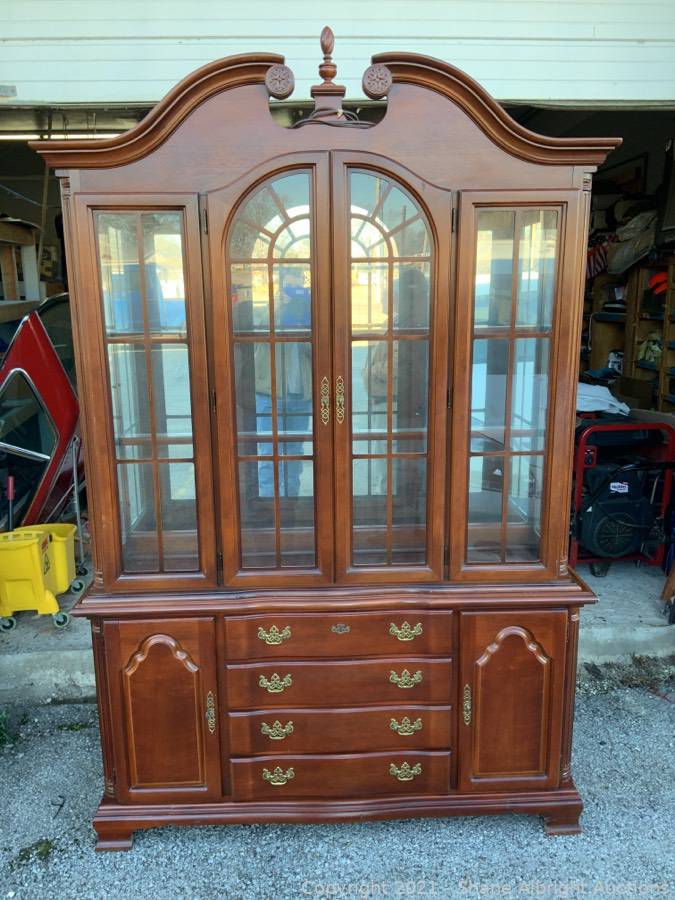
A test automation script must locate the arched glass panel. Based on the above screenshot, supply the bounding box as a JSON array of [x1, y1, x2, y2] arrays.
[[228, 171, 316, 569], [349, 170, 432, 567]]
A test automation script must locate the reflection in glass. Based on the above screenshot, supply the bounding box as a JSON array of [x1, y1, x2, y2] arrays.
[[349, 170, 432, 567], [470, 338, 507, 451], [151, 345, 193, 441], [95, 210, 200, 574], [159, 461, 199, 571], [97, 213, 143, 334], [279, 460, 316, 567], [228, 170, 316, 570], [506, 455, 543, 561], [517, 210, 558, 329], [117, 462, 159, 572], [97, 212, 188, 337], [511, 338, 549, 451], [231, 264, 270, 333], [143, 213, 188, 334], [392, 458, 427, 564], [108, 344, 151, 458], [394, 263, 430, 331], [467, 455, 504, 563], [467, 206, 559, 566], [474, 210, 514, 328], [273, 265, 311, 333], [351, 263, 388, 332]]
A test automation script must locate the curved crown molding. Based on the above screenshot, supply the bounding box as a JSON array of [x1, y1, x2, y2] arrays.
[[30, 53, 284, 168], [373, 51, 622, 166]]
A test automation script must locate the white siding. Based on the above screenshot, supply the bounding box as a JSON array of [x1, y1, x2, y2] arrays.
[[2, 0, 675, 105]]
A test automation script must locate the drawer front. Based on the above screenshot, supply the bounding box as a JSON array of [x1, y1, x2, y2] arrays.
[[226, 658, 454, 709], [231, 751, 451, 801], [224, 611, 453, 660], [229, 704, 453, 755]]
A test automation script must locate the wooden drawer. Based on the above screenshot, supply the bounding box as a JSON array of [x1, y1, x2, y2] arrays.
[[229, 704, 453, 755], [230, 751, 451, 800], [226, 658, 453, 709], [224, 611, 453, 659]]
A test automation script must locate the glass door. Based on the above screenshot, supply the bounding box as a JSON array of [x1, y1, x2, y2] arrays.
[[209, 157, 334, 585], [331, 156, 452, 583], [211, 154, 450, 586]]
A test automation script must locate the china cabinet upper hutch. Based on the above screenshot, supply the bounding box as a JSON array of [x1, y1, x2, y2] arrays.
[[32, 29, 620, 849]]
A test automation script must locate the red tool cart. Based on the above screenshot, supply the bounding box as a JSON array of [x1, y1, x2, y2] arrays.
[[570, 415, 675, 577]]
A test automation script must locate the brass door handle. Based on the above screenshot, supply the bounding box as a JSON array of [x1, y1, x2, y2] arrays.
[[335, 375, 345, 424], [389, 669, 423, 689], [205, 690, 216, 734], [389, 762, 422, 781], [463, 683, 472, 725], [262, 766, 295, 785], [389, 621, 423, 642], [257, 625, 291, 645], [261, 720, 294, 740], [320, 376, 330, 425], [259, 673, 292, 693]]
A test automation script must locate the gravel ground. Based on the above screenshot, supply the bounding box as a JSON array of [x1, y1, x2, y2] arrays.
[[0, 663, 673, 900]]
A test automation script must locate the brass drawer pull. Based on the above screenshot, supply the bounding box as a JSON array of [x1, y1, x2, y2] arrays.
[[335, 375, 345, 424], [389, 621, 423, 642], [205, 690, 216, 735], [463, 683, 472, 725], [261, 720, 294, 740], [257, 625, 291, 645], [389, 762, 422, 782], [389, 669, 423, 689], [320, 376, 330, 425], [262, 766, 295, 786], [259, 673, 292, 693], [390, 716, 422, 736], [331, 623, 351, 634]]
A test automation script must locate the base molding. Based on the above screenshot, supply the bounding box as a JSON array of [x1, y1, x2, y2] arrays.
[[92, 784, 583, 850]]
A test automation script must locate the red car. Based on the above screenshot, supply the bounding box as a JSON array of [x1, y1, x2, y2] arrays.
[[0, 294, 82, 529]]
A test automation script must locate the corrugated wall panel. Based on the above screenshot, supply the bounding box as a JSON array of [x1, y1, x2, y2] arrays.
[[2, 0, 675, 105]]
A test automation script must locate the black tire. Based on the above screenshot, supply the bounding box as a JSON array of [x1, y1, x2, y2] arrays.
[[590, 561, 611, 577], [52, 611, 71, 629], [0, 616, 17, 632]]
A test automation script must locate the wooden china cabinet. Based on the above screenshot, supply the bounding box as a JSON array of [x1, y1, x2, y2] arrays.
[[32, 30, 620, 849]]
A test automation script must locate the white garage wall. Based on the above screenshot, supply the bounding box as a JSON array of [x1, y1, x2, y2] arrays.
[[2, 0, 675, 105]]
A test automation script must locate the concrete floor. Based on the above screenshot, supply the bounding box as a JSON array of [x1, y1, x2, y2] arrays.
[[0, 679, 673, 899], [0, 561, 673, 703]]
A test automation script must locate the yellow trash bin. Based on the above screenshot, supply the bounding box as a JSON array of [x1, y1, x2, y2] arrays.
[[0, 531, 59, 619], [15, 523, 77, 594]]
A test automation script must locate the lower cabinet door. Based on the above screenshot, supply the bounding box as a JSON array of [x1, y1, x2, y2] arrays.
[[457, 610, 568, 792], [105, 618, 221, 803]]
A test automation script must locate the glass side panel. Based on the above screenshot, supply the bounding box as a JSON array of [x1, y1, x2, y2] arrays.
[[474, 210, 514, 329], [349, 170, 432, 568], [228, 170, 317, 570], [516, 210, 558, 330], [466, 207, 559, 566], [95, 210, 200, 574]]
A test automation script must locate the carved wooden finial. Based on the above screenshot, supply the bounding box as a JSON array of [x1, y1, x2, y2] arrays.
[[320, 25, 335, 58], [311, 25, 346, 113]]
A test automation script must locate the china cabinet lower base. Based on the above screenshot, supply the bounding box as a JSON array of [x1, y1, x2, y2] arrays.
[[91, 785, 583, 850]]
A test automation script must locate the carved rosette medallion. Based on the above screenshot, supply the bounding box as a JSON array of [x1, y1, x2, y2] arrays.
[[265, 64, 295, 99], [362, 64, 392, 99]]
